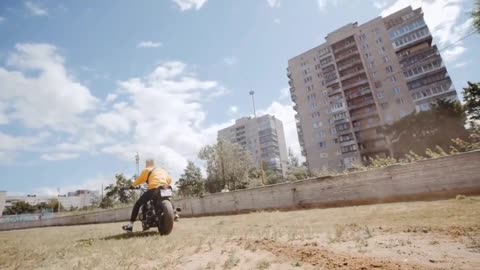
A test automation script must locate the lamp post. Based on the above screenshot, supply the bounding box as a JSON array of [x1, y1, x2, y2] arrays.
[[249, 90, 265, 184]]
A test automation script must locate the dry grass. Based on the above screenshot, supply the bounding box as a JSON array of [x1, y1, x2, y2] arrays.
[[0, 197, 479, 269]]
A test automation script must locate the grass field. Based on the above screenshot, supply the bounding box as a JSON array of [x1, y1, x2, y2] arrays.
[[1, 196, 479, 270]]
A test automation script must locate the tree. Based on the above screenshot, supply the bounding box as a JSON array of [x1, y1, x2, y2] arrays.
[[104, 174, 135, 204], [177, 161, 204, 197], [99, 196, 114, 209], [473, 0, 480, 32], [3, 201, 36, 215], [463, 81, 480, 123], [285, 147, 309, 181], [384, 99, 468, 158], [199, 139, 252, 193]]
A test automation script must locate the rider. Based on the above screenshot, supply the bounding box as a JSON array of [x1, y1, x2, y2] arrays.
[[122, 158, 177, 232]]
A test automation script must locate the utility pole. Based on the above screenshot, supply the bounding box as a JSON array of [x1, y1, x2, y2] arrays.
[[135, 152, 140, 178], [250, 90, 265, 185]]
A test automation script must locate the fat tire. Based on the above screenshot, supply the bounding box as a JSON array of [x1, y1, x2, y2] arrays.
[[158, 200, 174, 235]]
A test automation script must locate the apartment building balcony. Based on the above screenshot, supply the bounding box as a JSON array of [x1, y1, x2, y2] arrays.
[[340, 68, 366, 82], [337, 58, 363, 72], [347, 98, 376, 110], [291, 94, 297, 102], [345, 88, 372, 101], [353, 121, 382, 132], [325, 76, 339, 87], [339, 138, 355, 147], [405, 64, 445, 82], [399, 46, 437, 67], [335, 49, 360, 63], [288, 80, 294, 87], [394, 34, 432, 52], [290, 87, 295, 93], [334, 117, 348, 125], [333, 42, 357, 56], [337, 128, 352, 136], [342, 78, 369, 91], [287, 70, 292, 79], [328, 88, 342, 96], [349, 110, 378, 121], [293, 104, 299, 111]]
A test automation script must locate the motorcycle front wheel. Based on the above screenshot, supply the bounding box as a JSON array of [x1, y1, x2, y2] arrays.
[[157, 199, 174, 235]]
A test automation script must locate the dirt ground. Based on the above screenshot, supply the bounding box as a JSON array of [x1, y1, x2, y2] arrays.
[[0, 196, 479, 270]]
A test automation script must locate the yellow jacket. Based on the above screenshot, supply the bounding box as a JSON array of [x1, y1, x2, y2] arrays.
[[133, 167, 172, 190]]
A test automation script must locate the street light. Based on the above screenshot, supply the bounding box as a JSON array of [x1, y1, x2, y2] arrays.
[[249, 90, 265, 184], [249, 90, 257, 118]]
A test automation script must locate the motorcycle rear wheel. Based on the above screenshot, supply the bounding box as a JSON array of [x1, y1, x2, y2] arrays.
[[158, 200, 174, 235]]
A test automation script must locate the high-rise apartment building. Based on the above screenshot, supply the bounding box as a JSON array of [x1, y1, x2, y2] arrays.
[[217, 115, 289, 176], [287, 6, 458, 172]]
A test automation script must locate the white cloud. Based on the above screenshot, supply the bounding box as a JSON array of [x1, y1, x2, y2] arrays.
[[373, 0, 388, 9], [380, 0, 473, 62], [223, 56, 237, 65], [274, 18, 281, 24], [137, 41, 162, 48], [0, 131, 49, 163], [172, 0, 208, 11], [0, 16, 6, 23], [0, 43, 98, 133], [98, 61, 229, 176], [105, 93, 118, 103], [25, 1, 48, 16], [35, 173, 116, 195], [279, 87, 290, 100], [453, 61, 469, 68], [317, 0, 339, 11], [41, 152, 79, 161], [266, 0, 281, 8], [229, 106, 238, 113], [443, 46, 466, 63]]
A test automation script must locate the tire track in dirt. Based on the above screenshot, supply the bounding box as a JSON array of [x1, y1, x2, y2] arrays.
[[238, 239, 439, 270]]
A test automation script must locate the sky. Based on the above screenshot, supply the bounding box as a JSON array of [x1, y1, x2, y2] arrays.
[[0, 0, 478, 195]]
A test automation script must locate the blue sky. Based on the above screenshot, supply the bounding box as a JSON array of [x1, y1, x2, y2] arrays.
[[0, 0, 478, 195]]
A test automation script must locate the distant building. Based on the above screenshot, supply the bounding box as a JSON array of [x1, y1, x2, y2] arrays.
[[287, 6, 458, 172], [218, 114, 289, 176], [4, 189, 100, 211]]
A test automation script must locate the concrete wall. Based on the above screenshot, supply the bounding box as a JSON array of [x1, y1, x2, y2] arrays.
[[1, 151, 480, 231], [0, 191, 6, 217]]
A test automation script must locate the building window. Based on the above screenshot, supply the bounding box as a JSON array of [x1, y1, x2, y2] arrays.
[[375, 81, 382, 88], [393, 87, 401, 95], [376, 91, 385, 99], [333, 138, 338, 144], [376, 37, 383, 44], [312, 111, 321, 118], [319, 141, 327, 149], [368, 61, 375, 69], [381, 102, 389, 109], [385, 65, 393, 73], [330, 127, 337, 135], [390, 75, 397, 82], [320, 153, 328, 158], [383, 56, 389, 63], [396, 98, 405, 104]]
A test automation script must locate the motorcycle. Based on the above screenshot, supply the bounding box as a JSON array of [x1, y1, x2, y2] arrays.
[[132, 185, 180, 235]]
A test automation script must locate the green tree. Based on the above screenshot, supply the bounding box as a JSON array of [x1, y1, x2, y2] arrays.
[[463, 81, 480, 123], [3, 201, 36, 215], [285, 148, 309, 181], [99, 196, 114, 209], [177, 161, 204, 197], [384, 99, 468, 158], [199, 139, 252, 193], [473, 0, 480, 32], [104, 174, 135, 204]]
